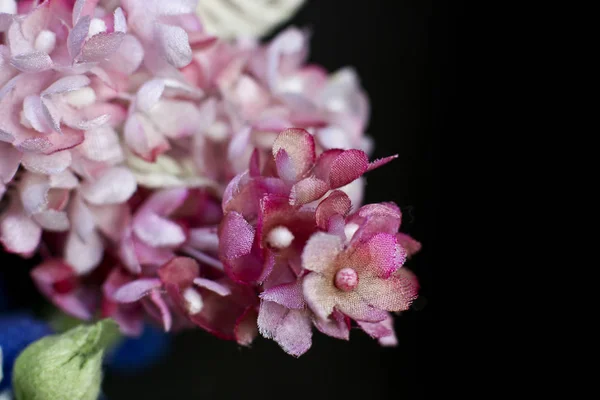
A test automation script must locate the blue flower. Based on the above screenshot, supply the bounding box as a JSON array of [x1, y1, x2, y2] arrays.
[[0, 313, 53, 391]]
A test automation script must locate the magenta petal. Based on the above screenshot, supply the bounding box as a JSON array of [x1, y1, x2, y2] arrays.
[[193, 278, 231, 296], [10, 51, 52, 72], [315, 190, 352, 229], [328, 149, 369, 189], [158, 257, 199, 288], [367, 154, 398, 171], [219, 211, 255, 260], [272, 128, 315, 180], [113, 278, 163, 303], [260, 280, 306, 309], [274, 149, 296, 182], [396, 233, 422, 258], [289, 177, 329, 206]]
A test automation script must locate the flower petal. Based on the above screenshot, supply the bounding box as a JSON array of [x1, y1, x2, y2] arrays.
[[64, 228, 104, 275], [78, 32, 125, 63], [396, 233, 422, 258], [157, 257, 199, 288], [289, 176, 329, 206], [302, 272, 337, 320], [271, 128, 315, 180], [193, 278, 231, 296], [80, 166, 137, 205], [219, 211, 255, 260], [19, 172, 49, 215], [10, 51, 52, 72], [154, 23, 192, 68], [136, 79, 165, 113], [301, 232, 342, 273], [315, 190, 352, 229], [0, 142, 21, 183], [260, 280, 305, 310], [113, 278, 163, 303], [357, 273, 419, 312], [313, 309, 350, 340], [0, 202, 42, 254], [21, 150, 71, 174], [32, 209, 70, 231]]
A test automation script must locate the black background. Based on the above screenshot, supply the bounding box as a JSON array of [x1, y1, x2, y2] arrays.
[[1, 0, 456, 398]]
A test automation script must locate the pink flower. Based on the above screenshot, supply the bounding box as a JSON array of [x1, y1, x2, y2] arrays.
[[302, 201, 419, 323], [112, 256, 257, 344]]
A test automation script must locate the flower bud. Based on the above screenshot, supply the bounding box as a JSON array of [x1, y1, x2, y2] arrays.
[[12, 319, 118, 400]]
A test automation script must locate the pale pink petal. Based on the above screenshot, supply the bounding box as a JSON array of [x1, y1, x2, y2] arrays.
[[70, 194, 95, 240], [336, 294, 388, 322], [78, 32, 125, 63], [119, 225, 141, 274], [260, 280, 305, 309], [149, 290, 172, 332], [313, 310, 350, 340], [69, 15, 91, 58], [21, 150, 71, 174], [136, 78, 165, 113], [113, 278, 163, 303], [88, 203, 129, 242], [187, 227, 219, 253], [124, 113, 170, 161], [42, 75, 91, 96], [359, 269, 420, 314], [80, 166, 137, 204], [49, 170, 79, 189], [64, 228, 103, 275], [133, 212, 186, 247], [10, 51, 52, 72], [32, 209, 70, 231], [72, 0, 99, 25], [302, 273, 337, 320], [137, 187, 188, 217], [301, 232, 342, 273], [22, 95, 51, 133], [79, 125, 123, 163], [19, 172, 49, 215], [357, 313, 397, 346], [113, 7, 127, 33], [289, 176, 329, 206], [54, 294, 93, 320], [0, 142, 21, 183], [133, 236, 174, 266], [155, 23, 192, 68], [107, 34, 144, 74], [193, 278, 231, 296], [271, 128, 315, 180], [0, 202, 42, 254], [315, 190, 352, 229]]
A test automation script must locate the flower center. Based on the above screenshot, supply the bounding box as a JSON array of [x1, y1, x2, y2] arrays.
[[334, 267, 359, 291], [266, 226, 295, 249]]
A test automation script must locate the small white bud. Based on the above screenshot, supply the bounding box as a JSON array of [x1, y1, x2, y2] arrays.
[[87, 18, 107, 38], [183, 287, 203, 315], [267, 226, 295, 249], [34, 30, 57, 54], [65, 87, 96, 109]]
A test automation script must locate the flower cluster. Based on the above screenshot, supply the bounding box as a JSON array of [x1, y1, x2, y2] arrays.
[[0, 0, 420, 356]]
